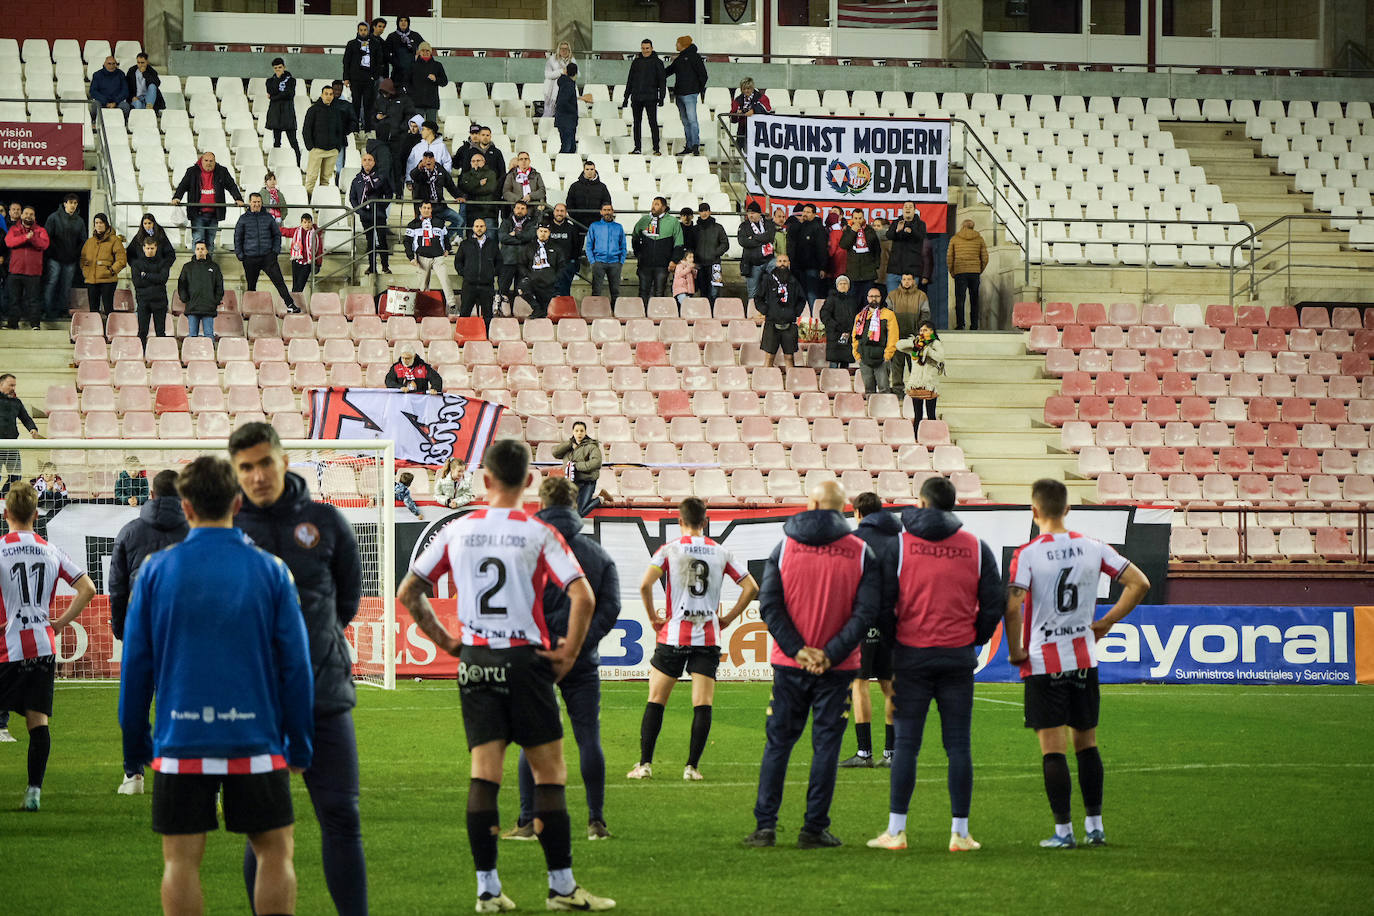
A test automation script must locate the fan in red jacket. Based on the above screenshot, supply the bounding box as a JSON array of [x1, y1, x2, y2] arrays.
[[384, 343, 444, 393], [5, 206, 50, 328]]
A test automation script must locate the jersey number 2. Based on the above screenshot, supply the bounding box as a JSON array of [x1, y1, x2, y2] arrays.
[[1054, 568, 1078, 614], [9, 562, 46, 609], [477, 558, 507, 616]]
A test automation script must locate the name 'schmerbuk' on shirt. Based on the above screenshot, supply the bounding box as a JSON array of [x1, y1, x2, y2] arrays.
[[1009, 532, 1129, 676], [651, 536, 747, 648], [411, 508, 586, 649], [0, 531, 85, 662]]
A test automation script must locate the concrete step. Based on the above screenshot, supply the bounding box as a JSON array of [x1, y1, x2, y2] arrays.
[[944, 355, 1046, 381], [938, 330, 1026, 358], [956, 429, 1063, 456], [937, 379, 1060, 408], [966, 455, 1079, 484], [943, 407, 1037, 429]]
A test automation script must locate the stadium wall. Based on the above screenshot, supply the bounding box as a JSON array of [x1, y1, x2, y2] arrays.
[[0, 0, 145, 43]]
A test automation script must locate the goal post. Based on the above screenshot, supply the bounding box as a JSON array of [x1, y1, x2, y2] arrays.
[[1, 438, 396, 690]]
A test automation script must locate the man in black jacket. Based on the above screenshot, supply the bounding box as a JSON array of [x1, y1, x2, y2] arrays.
[[692, 202, 728, 311], [125, 53, 164, 112], [885, 202, 927, 294], [0, 373, 41, 496], [759, 254, 805, 369], [303, 85, 345, 194], [342, 21, 385, 128], [737, 201, 777, 305], [129, 236, 173, 346], [506, 476, 621, 841], [564, 161, 611, 262], [665, 37, 708, 155], [349, 151, 393, 274], [230, 422, 369, 916], [385, 343, 443, 392], [455, 216, 499, 328], [518, 223, 563, 320], [108, 468, 188, 795], [171, 151, 245, 252], [839, 491, 900, 769], [234, 193, 299, 312], [497, 200, 538, 309], [622, 39, 666, 155], [41, 194, 85, 322], [543, 202, 578, 297], [408, 153, 463, 244], [786, 203, 828, 315], [373, 78, 418, 193]]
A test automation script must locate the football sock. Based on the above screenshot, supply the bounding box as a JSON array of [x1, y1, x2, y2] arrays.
[[466, 778, 501, 872], [947, 744, 973, 821], [639, 701, 665, 764], [1085, 815, 1103, 834], [548, 868, 576, 897], [1076, 746, 1104, 817], [476, 870, 501, 898], [887, 813, 907, 835], [855, 722, 873, 756], [686, 705, 712, 768], [951, 817, 969, 837], [884, 723, 895, 755], [1042, 753, 1072, 826], [888, 718, 919, 818], [533, 783, 573, 885], [27, 725, 50, 788]]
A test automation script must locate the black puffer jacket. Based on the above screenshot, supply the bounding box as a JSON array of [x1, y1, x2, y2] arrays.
[[623, 54, 666, 104], [886, 215, 927, 277], [535, 505, 621, 674], [43, 208, 87, 264], [666, 44, 708, 96], [234, 209, 282, 259], [853, 510, 901, 635], [235, 472, 363, 717], [820, 286, 859, 365], [128, 247, 172, 309], [109, 495, 190, 640]]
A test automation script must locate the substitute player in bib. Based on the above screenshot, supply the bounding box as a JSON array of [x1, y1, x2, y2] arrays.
[[628, 497, 758, 781], [0, 482, 96, 811], [398, 438, 615, 912], [1005, 479, 1150, 849]]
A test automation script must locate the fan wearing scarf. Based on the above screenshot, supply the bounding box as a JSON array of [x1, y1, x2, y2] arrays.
[[851, 287, 899, 395], [519, 224, 565, 321], [758, 255, 806, 370]]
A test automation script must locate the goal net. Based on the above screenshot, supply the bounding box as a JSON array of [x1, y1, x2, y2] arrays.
[[2, 438, 396, 690]]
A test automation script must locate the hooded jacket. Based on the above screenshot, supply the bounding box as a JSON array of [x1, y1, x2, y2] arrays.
[[585, 218, 626, 265], [665, 43, 708, 96], [564, 174, 612, 224], [853, 510, 901, 637], [535, 505, 621, 674], [176, 256, 224, 316], [342, 33, 386, 83], [43, 208, 87, 264], [265, 70, 298, 131], [129, 245, 173, 309], [373, 86, 417, 142], [692, 215, 729, 267], [948, 225, 989, 276], [79, 226, 125, 284], [385, 27, 425, 82], [235, 471, 363, 718], [820, 286, 859, 364], [759, 509, 881, 671], [551, 436, 602, 484], [623, 53, 666, 105], [886, 507, 1005, 668], [886, 214, 927, 277], [108, 495, 190, 640]]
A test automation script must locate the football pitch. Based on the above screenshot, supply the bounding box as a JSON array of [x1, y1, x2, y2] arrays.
[[4, 681, 1372, 915]]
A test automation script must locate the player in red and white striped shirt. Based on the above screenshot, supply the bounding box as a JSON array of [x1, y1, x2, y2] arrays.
[[0, 482, 96, 811], [1004, 479, 1149, 849], [629, 498, 758, 781]]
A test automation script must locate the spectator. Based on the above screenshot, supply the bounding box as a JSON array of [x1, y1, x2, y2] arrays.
[[497, 200, 538, 309], [330, 79, 358, 186], [78, 213, 124, 317], [303, 84, 345, 194], [919, 236, 934, 294], [553, 62, 592, 154], [32, 461, 69, 530], [109, 468, 187, 652], [452, 123, 483, 172], [786, 203, 828, 315], [90, 56, 129, 116], [455, 217, 499, 328], [759, 254, 804, 370], [384, 17, 424, 90], [176, 241, 224, 339], [234, 193, 299, 313], [125, 52, 163, 112], [895, 321, 945, 440], [457, 151, 499, 232], [824, 206, 848, 279], [564, 160, 612, 256], [886, 273, 931, 397], [871, 217, 891, 284], [129, 236, 172, 346], [433, 457, 474, 509], [839, 211, 881, 302], [771, 207, 789, 256], [501, 151, 547, 209], [409, 153, 463, 242], [728, 77, 771, 149], [852, 286, 899, 395], [678, 206, 697, 252], [370, 17, 391, 79], [343, 21, 385, 127], [691, 202, 728, 311], [820, 275, 858, 369], [115, 457, 150, 508], [457, 125, 506, 182], [171, 151, 245, 251], [623, 39, 666, 155], [407, 42, 447, 124], [585, 203, 626, 302], [395, 472, 423, 518], [544, 202, 578, 298], [632, 196, 683, 301], [745, 480, 881, 850], [543, 41, 576, 120], [404, 118, 452, 176], [258, 171, 289, 224], [373, 78, 418, 193], [385, 342, 443, 393], [350, 151, 394, 275], [265, 58, 301, 168], [41, 194, 84, 323], [405, 201, 455, 311], [125, 212, 175, 266], [0, 373, 43, 490], [738, 201, 777, 306], [552, 420, 606, 516], [5, 205, 49, 330], [947, 218, 989, 331], [885, 202, 927, 293], [672, 250, 697, 312], [666, 35, 708, 156], [281, 212, 324, 294], [520, 223, 563, 320]]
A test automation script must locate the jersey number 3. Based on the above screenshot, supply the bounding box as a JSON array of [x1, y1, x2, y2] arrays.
[[686, 559, 710, 598], [477, 558, 507, 616]]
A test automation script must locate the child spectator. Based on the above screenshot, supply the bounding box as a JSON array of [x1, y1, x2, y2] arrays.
[[433, 457, 475, 510], [395, 471, 423, 518], [672, 250, 697, 312], [281, 213, 324, 293]]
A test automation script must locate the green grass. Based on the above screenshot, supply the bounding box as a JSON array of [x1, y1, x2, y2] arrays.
[[4, 682, 1373, 914]]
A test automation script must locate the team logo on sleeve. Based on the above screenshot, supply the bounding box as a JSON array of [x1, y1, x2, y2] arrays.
[[294, 523, 320, 549]]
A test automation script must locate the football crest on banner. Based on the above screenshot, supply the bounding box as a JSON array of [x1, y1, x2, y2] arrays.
[[294, 522, 320, 549], [827, 159, 873, 195], [724, 0, 749, 22]]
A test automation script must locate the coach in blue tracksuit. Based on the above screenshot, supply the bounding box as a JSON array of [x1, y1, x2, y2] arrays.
[[119, 455, 314, 915], [230, 421, 369, 916], [508, 477, 622, 841]]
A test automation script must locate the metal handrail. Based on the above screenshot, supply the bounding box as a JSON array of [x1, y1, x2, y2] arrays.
[[1226, 212, 1373, 304], [1176, 504, 1371, 564]]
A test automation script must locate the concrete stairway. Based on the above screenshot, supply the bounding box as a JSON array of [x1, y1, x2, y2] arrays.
[[0, 329, 77, 440]]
